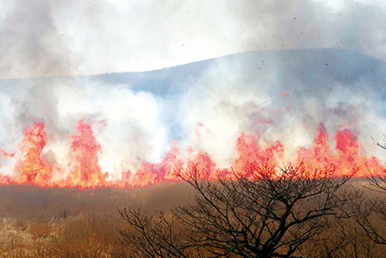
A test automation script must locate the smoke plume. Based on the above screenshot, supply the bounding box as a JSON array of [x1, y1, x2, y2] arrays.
[[0, 0, 385, 180]]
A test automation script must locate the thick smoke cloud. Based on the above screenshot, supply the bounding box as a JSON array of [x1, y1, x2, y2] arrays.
[[175, 50, 386, 166], [0, 1, 75, 79], [233, 0, 386, 55], [0, 0, 386, 78], [1, 49, 386, 178], [0, 0, 386, 178], [0, 81, 169, 176]]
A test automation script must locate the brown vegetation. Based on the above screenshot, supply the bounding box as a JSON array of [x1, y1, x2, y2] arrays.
[[119, 163, 360, 257], [0, 183, 194, 257], [2, 164, 386, 257], [117, 162, 386, 258]]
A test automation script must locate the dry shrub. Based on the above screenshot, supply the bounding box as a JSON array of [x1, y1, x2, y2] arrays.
[[27, 222, 52, 239], [0, 243, 111, 258], [61, 213, 118, 245], [0, 213, 118, 258], [14, 218, 28, 232], [62, 215, 91, 244]]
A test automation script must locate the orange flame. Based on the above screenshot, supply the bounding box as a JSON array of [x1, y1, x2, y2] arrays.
[[66, 120, 109, 188], [14, 123, 54, 185], [0, 120, 384, 188], [0, 149, 15, 158]]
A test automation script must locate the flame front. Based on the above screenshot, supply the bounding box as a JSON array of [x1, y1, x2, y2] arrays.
[[66, 120, 108, 187], [0, 120, 384, 188], [15, 123, 54, 186]]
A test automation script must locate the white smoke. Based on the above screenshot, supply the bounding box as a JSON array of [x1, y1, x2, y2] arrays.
[[1, 50, 386, 178], [1, 0, 386, 79], [0, 0, 386, 178]]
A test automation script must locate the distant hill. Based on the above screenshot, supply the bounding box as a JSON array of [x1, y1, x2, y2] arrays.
[[1, 48, 386, 177], [92, 48, 386, 101], [1, 48, 386, 100]]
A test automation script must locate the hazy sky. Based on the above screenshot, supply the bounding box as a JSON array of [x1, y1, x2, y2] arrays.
[[0, 0, 385, 79]]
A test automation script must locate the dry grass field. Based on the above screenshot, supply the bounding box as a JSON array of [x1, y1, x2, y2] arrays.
[[1, 180, 386, 257], [0, 183, 195, 257]]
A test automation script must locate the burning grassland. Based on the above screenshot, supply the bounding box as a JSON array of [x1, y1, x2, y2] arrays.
[[0, 119, 385, 188], [1, 0, 386, 255]]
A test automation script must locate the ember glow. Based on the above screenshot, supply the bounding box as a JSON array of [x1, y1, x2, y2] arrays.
[[0, 119, 383, 188]]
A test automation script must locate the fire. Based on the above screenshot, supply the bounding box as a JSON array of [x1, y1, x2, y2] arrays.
[[297, 124, 384, 177], [0, 120, 384, 188], [66, 120, 109, 187], [0, 149, 15, 158], [232, 133, 284, 174], [14, 123, 54, 186]]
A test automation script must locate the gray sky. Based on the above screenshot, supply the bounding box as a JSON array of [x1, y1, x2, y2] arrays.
[[0, 0, 386, 79]]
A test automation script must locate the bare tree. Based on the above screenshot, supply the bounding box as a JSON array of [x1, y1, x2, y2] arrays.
[[366, 137, 386, 192], [354, 137, 386, 245], [310, 214, 378, 258], [118, 162, 356, 258]]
